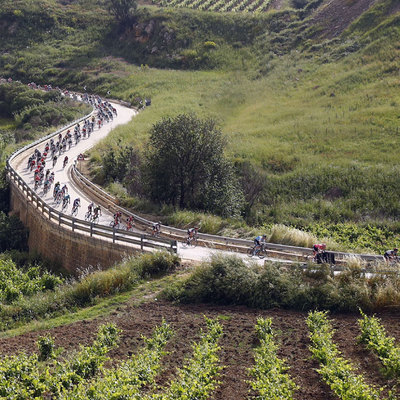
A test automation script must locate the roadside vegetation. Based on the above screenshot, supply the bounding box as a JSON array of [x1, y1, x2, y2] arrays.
[[0, 252, 179, 332], [163, 254, 400, 313]]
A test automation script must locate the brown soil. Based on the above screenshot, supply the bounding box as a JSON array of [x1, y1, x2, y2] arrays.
[[1, 301, 400, 399], [311, 0, 379, 39]]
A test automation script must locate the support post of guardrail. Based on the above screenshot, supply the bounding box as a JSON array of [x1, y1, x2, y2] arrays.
[[72, 219, 75, 232], [171, 240, 177, 253], [90, 223, 93, 237], [113, 228, 116, 243], [59, 214, 61, 226], [48, 209, 51, 220], [141, 235, 144, 250]]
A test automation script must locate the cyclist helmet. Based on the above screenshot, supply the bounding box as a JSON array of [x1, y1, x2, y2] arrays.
[[321, 243, 327, 250], [394, 248, 398, 252], [262, 234, 266, 238]]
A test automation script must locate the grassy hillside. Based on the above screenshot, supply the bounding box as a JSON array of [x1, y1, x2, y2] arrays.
[[1, 0, 399, 250]]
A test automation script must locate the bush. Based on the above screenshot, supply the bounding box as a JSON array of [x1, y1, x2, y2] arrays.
[[134, 251, 179, 278], [163, 255, 400, 312]]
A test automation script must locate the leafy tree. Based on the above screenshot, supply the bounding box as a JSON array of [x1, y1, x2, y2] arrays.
[[107, 0, 137, 25], [145, 114, 243, 217], [0, 212, 28, 252]]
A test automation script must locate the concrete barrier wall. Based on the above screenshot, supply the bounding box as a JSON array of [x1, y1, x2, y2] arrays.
[[9, 182, 141, 274]]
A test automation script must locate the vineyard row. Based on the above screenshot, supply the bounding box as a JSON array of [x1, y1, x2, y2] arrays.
[[1, 312, 399, 399], [156, 0, 273, 13]]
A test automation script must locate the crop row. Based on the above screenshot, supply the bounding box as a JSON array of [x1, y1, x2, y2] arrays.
[[359, 311, 400, 379], [248, 317, 299, 399], [0, 323, 119, 399], [0, 318, 223, 400], [152, 317, 223, 399], [63, 321, 173, 399], [307, 311, 384, 400], [157, 0, 273, 13], [2, 313, 400, 399]]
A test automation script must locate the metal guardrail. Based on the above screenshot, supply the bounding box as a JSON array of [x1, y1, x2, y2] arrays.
[[6, 110, 177, 255], [71, 164, 385, 264]]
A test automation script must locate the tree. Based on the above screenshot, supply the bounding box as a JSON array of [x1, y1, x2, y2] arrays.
[[107, 0, 137, 25], [145, 114, 243, 216]]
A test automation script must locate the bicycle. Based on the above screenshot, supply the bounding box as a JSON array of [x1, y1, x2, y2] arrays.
[[247, 244, 266, 259], [55, 192, 63, 206], [85, 210, 92, 222], [125, 222, 134, 232], [43, 183, 50, 195], [181, 235, 198, 248], [92, 213, 100, 224], [109, 220, 120, 229], [61, 200, 69, 212], [71, 204, 80, 217]]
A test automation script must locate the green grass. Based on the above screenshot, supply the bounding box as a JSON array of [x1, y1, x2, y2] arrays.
[[95, 52, 400, 169]]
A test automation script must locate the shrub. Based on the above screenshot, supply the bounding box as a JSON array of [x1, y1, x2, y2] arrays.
[[37, 335, 55, 361], [163, 255, 400, 312]]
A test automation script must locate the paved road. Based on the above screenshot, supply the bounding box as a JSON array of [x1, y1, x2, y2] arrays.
[[13, 99, 294, 265], [15, 102, 136, 228]]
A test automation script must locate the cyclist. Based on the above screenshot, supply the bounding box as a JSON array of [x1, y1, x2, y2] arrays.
[[63, 156, 68, 168], [62, 193, 70, 209], [61, 184, 68, 194], [87, 202, 94, 214], [187, 226, 199, 241], [112, 212, 122, 227], [93, 205, 102, 222], [43, 179, 50, 194], [152, 221, 161, 236], [52, 155, 57, 167], [71, 198, 81, 215], [384, 248, 398, 263], [254, 234, 266, 252], [126, 215, 134, 230], [53, 181, 60, 198], [312, 243, 335, 264]]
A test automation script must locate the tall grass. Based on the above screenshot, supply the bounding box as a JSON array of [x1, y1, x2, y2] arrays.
[[0, 252, 179, 331]]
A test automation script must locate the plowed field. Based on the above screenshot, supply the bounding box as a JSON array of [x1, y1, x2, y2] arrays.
[[1, 300, 400, 399]]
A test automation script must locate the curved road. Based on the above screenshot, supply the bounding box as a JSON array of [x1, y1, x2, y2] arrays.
[[12, 99, 291, 265]]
